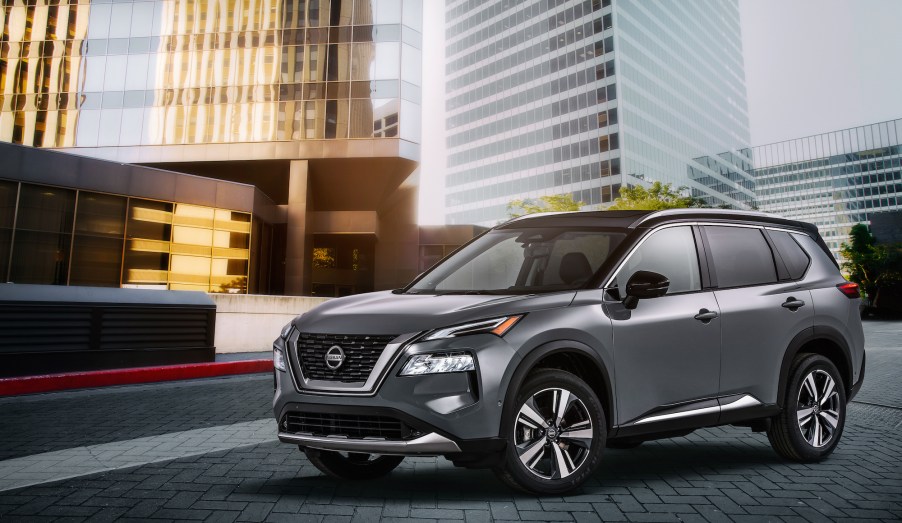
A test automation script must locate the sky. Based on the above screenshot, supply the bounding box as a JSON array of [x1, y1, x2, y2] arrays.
[[417, 1, 902, 224]]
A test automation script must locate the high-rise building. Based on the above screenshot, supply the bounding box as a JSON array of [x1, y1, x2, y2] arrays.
[[753, 118, 902, 258], [443, 0, 755, 225], [0, 0, 424, 296]]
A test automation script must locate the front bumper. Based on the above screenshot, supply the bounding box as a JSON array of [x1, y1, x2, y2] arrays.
[[273, 331, 520, 452], [278, 431, 461, 455], [849, 350, 866, 401]]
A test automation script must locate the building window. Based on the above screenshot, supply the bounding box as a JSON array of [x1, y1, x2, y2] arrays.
[[9, 183, 75, 285], [70, 192, 127, 287], [0, 181, 18, 282]]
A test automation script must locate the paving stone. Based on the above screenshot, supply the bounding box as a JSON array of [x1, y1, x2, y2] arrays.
[[1, 323, 901, 521], [410, 508, 465, 519]]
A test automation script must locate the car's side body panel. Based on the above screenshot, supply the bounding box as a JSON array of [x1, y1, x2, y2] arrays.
[[714, 284, 813, 405]]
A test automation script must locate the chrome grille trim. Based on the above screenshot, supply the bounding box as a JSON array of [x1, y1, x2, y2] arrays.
[[285, 329, 419, 395]]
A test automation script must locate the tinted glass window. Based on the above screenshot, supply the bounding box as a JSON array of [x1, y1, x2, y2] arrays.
[[769, 231, 811, 280], [409, 228, 624, 294], [70, 192, 127, 287], [615, 226, 700, 294], [0, 181, 17, 281], [9, 184, 75, 285], [705, 226, 777, 288]]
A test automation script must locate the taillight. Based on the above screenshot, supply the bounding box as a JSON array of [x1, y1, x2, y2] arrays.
[[837, 282, 860, 299]]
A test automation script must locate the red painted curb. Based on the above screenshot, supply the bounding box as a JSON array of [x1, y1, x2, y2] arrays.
[[0, 360, 273, 397]]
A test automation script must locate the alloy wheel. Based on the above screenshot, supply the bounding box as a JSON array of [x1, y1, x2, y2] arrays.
[[796, 369, 841, 448], [514, 387, 593, 479]]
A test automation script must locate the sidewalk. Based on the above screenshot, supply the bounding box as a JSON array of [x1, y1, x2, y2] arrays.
[[0, 351, 273, 397]]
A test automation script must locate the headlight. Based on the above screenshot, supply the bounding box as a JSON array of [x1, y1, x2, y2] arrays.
[[423, 315, 523, 341], [274, 321, 293, 372], [280, 321, 294, 339], [400, 352, 475, 376], [273, 347, 287, 372]]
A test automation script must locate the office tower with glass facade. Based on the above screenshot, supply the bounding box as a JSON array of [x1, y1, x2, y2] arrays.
[[0, 0, 423, 296], [443, 0, 755, 225], [753, 118, 902, 258]]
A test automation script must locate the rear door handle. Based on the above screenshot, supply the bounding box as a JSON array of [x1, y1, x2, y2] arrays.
[[694, 308, 718, 323], [782, 297, 806, 310]]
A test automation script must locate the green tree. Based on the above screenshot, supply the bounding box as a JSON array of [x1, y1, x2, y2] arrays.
[[507, 194, 583, 219], [839, 223, 902, 304], [608, 181, 704, 210]]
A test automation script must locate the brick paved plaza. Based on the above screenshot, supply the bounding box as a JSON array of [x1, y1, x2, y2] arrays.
[[1, 321, 900, 522]]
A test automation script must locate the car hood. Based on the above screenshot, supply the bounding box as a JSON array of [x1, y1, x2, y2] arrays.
[[293, 290, 576, 335]]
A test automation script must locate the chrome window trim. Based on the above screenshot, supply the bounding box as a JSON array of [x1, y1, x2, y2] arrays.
[[603, 222, 702, 290], [285, 330, 420, 397], [605, 221, 793, 290]]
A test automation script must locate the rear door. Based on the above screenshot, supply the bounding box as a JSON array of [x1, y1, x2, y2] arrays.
[[702, 225, 814, 408]]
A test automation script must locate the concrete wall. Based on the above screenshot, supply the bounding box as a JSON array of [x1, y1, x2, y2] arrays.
[[208, 294, 330, 353]]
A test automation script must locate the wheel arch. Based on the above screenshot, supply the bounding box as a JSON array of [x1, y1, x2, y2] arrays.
[[503, 340, 615, 434], [777, 327, 853, 407]]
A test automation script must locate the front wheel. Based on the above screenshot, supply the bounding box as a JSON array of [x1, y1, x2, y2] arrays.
[[494, 369, 606, 495], [304, 448, 404, 480], [767, 354, 847, 462]]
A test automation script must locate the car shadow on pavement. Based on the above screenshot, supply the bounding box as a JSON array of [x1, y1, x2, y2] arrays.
[[238, 433, 789, 501]]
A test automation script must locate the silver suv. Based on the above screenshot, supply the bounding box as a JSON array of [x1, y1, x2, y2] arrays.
[[272, 209, 865, 494]]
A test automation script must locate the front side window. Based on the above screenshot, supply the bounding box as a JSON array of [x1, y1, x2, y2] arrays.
[[704, 225, 777, 288], [614, 226, 701, 295], [407, 228, 625, 294]]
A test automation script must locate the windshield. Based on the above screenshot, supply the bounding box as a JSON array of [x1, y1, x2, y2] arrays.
[[407, 228, 626, 295]]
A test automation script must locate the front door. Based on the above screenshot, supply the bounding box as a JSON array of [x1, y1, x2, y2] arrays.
[[606, 225, 721, 427]]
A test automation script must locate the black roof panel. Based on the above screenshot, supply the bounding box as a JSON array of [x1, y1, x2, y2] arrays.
[[496, 210, 653, 229], [497, 209, 816, 234]]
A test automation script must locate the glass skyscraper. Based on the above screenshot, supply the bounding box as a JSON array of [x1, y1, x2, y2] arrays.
[[0, 0, 424, 296], [753, 118, 902, 258], [443, 0, 755, 225], [1, 0, 422, 149]]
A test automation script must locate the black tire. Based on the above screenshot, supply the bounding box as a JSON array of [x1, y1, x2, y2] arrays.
[[767, 354, 846, 462], [304, 448, 404, 480], [493, 369, 606, 495]]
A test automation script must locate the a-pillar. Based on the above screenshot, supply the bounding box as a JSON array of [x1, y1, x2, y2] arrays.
[[285, 160, 312, 296]]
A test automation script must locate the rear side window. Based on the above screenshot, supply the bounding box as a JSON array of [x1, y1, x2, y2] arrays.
[[768, 231, 811, 280], [704, 226, 777, 288]]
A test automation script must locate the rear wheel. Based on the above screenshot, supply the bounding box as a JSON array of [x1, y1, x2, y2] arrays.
[[767, 354, 846, 462], [304, 448, 404, 480], [494, 369, 606, 495]]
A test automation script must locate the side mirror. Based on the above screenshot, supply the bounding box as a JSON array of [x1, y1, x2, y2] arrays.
[[623, 270, 670, 310]]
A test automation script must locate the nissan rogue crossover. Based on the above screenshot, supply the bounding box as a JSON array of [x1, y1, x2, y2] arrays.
[[272, 209, 865, 494]]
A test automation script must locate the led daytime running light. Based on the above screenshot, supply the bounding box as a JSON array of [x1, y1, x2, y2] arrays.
[[423, 315, 523, 341]]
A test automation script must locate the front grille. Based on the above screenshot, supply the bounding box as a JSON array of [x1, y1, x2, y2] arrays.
[[282, 412, 422, 440], [296, 333, 397, 383]]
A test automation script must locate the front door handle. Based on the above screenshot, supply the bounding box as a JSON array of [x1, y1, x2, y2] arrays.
[[694, 308, 718, 323], [782, 297, 806, 311]]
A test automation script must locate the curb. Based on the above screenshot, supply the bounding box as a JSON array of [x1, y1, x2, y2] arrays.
[[0, 360, 273, 397]]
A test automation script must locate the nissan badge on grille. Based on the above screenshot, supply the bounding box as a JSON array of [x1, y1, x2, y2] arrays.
[[325, 346, 345, 370]]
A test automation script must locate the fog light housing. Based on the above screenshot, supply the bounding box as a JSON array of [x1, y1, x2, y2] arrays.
[[400, 352, 475, 376]]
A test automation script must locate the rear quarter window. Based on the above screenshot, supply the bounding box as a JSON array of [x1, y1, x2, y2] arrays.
[[768, 230, 811, 280], [704, 225, 777, 288]]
